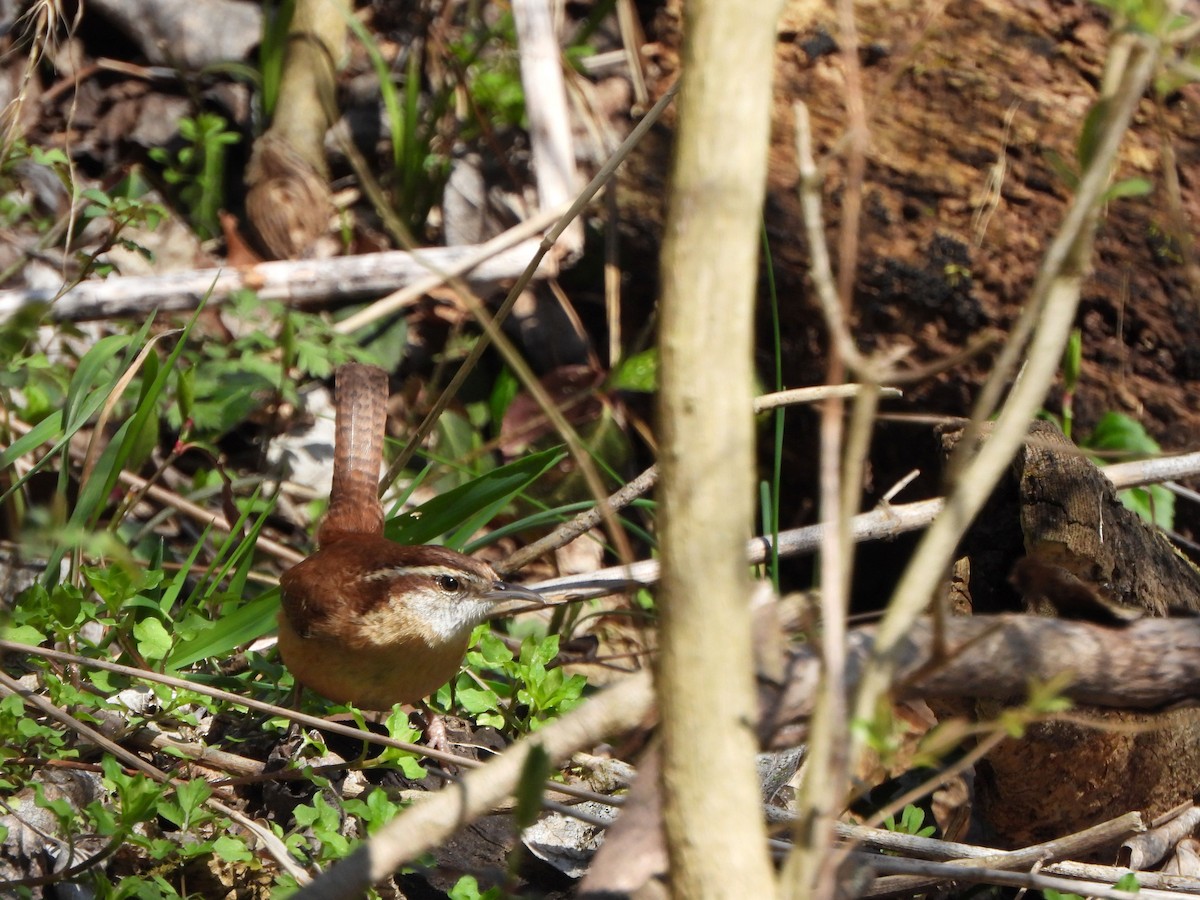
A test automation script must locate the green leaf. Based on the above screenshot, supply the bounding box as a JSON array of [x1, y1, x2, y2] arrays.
[[63, 333, 135, 429], [102, 755, 163, 825], [1085, 411, 1161, 458], [0, 326, 155, 504], [133, 617, 172, 661], [173, 778, 213, 830], [513, 743, 552, 831], [0, 412, 62, 480], [1103, 177, 1153, 202], [1118, 484, 1175, 530], [610, 348, 659, 393], [488, 366, 521, 429], [258, 0, 295, 117], [0, 623, 45, 645], [1076, 98, 1112, 171], [454, 686, 500, 715], [1113, 872, 1140, 892], [476, 630, 514, 667], [1061, 329, 1082, 392], [1043, 148, 1079, 191], [448, 875, 487, 900], [176, 366, 195, 424]]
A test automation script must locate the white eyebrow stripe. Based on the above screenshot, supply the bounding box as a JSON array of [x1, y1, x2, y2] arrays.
[[361, 565, 488, 585]]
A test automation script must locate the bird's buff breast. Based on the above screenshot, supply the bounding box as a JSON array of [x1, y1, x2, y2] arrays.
[[277, 613, 471, 709]]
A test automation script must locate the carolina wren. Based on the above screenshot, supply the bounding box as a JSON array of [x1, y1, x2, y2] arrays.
[[278, 363, 541, 710]]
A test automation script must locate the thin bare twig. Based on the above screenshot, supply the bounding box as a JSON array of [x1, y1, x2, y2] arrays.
[[381, 83, 679, 487], [529, 448, 1200, 598], [6, 416, 304, 566], [0, 640, 619, 810], [849, 13, 1174, 786]]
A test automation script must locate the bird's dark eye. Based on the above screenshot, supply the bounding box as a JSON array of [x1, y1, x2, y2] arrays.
[[434, 574, 461, 592]]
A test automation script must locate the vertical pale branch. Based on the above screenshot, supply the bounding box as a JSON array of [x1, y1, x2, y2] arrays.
[[785, 22, 879, 887], [655, 0, 784, 894], [512, 0, 582, 256]]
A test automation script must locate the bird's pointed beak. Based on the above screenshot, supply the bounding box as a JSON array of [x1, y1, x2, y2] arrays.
[[483, 581, 545, 605]]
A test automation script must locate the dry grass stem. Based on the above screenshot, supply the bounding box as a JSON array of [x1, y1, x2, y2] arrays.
[[6, 416, 305, 566], [0, 240, 552, 324], [380, 84, 678, 490], [0, 669, 310, 884], [333, 205, 566, 334], [497, 384, 899, 575], [0, 640, 620, 811]]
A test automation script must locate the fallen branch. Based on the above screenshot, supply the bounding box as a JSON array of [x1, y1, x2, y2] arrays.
[[0, 224, 554, 324], [762, 614, 1200, 746]]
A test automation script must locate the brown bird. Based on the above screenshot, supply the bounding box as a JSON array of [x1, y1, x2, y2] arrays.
[[278, 363, 542, 709]]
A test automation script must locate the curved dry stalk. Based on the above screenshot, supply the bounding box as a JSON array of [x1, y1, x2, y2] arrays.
[[332, 206, 565, 335], [379, 85, 679, 490], [790, 79, 884, 898], [496, 463, 659, 576], [0, 639, 621, 811], [293, 670, 654, 899], [527, 448, 1200, 600], [5, 416, 305, 566], [79, 330, 181, 494], [857, 856, 1172, 900], [793, 100, 868, 376], [379, 85, 681, 568]]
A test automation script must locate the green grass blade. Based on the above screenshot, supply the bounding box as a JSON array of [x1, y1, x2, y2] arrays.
[[386, 447, 565, 547], [345, 13, 405, 176], [159, 521, 215, 617], [0, 411, 63, 475], [167, 589, 280, 671]]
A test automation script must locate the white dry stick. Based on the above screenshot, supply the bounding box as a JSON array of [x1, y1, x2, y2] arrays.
[[513, 0, 582, 257], [332, 205, 565, 334], [499, 384, 901, 575], [1122, 805, 1200, 871], [531, 449, 1200, 599], [0, 224, 555, 324]]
